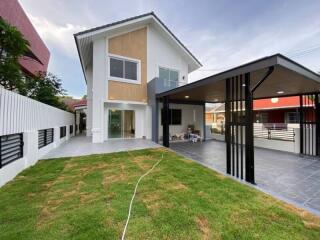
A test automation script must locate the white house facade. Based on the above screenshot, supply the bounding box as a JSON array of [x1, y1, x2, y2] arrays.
[[74, 12, 203, 143]]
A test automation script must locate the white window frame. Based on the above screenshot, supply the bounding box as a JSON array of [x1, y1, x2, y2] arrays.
[[108, 54, 141, 84], [158, 66, 180, 81], [158, 66, 180, 87]]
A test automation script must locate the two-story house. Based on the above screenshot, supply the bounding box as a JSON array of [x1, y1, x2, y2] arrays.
[[75, 12, 202, 143]]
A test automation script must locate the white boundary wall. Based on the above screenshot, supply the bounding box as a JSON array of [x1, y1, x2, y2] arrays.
[[0, 88, 75, 187]]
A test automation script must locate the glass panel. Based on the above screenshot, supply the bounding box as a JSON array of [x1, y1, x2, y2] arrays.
[[108, 110, 122, 138], [125, 61, 137, 80], [169, 70, 179, 84], [159, 67, 170, 86], [123, 110, 135, 138], [110, 58, 123, 78]]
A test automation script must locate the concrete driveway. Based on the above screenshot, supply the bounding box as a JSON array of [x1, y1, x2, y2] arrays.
[[42, 135, 160, 159], [171, 140, 320, 215]]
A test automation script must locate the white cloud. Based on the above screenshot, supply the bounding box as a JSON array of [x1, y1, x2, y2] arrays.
[[185, 19, 320, 82], [27, 14, 87, 59]]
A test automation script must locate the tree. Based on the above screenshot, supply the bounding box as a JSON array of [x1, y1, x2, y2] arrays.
[[23, 72, 68, 110], [0, 17, 29, 91], [82, 94, 87, 99]]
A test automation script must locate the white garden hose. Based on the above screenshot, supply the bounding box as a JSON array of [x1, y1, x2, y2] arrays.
[[121, 154, 164, 240]]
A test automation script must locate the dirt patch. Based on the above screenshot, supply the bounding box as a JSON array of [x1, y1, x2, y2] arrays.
[[79, 192, 99, 204], [303, 220, 320, 229], [167, 181, 188, 191], [132, 156, 154, 170], [141, 192, 173, 214], [64, 162, 78, 170], [196, 216, 211, 240], [281, 203, 320, 228], [103, 173, 127, 188], [74, 162, 110, 175]]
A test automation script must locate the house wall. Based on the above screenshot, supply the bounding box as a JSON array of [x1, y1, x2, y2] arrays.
[[88, 23, 194, 142], [91, 37, 107, 143], [104, 102, 147, 140], [158, 103, 204, 139], [108, 27, 147, 102], [147, 25, 189, 83]]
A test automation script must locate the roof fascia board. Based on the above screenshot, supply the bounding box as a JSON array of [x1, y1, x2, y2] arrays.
[[276, 54, 320, 82], [75, 14, 202, 68], [74, 35, 87, 83], [76, 15, 152, 39]]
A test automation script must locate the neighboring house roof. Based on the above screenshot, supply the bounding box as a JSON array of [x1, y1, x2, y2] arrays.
[[0, 0, 50, 76], [60, 98, 87, 112], [74, 12, 202, 82], [73, 99, 87, 108]]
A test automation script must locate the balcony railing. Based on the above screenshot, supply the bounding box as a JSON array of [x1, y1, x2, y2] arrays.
[[153, 78, 186, 94]]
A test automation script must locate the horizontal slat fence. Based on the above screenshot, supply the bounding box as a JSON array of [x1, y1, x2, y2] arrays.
[[0, 87, 74, 136]]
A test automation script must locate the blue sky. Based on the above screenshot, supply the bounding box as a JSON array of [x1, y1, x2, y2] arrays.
[[19, 0, 320, 98]]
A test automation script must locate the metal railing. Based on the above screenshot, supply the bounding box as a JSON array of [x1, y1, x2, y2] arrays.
[[254, 126, 295, 142], [210, 123, 296, 142]]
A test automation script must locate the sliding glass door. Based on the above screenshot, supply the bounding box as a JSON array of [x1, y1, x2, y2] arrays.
[[108, 110, 135, 139]]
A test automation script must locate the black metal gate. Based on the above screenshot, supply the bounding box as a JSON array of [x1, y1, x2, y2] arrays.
[[299, 93, 320, 157], [225, 73, 255, 183]]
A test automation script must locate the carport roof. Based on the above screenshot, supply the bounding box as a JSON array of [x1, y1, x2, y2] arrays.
[[157, 54, 320, 102]]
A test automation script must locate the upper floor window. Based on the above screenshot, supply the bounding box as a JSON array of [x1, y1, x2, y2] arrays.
[[159, 67, 179, 88], [109, 54, 140, 84]]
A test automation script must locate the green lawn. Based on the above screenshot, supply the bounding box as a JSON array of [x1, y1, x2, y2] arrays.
[[0, 148, 319, 239]]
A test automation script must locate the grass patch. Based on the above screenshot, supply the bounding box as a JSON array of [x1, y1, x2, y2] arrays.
[[0, 148, 319, 239]]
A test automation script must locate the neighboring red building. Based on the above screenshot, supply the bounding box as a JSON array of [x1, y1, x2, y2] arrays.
[[0, 0, 50, 76], [207, 96, 314, 124], [253, 96, 314, 123]]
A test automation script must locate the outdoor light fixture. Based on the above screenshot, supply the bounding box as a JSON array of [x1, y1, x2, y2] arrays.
[[277, 91, 284, 94], [185, 95, 190, 99], [242, 84, 246, 87]]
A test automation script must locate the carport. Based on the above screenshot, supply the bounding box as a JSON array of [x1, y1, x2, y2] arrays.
[[157, 54, 320, 184]]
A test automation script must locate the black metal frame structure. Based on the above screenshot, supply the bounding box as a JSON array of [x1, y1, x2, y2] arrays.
[[225, 73, 255, 183], [157, 54, 320, 184], [299, 93, 320, 156], [0, 133, 24, 168]]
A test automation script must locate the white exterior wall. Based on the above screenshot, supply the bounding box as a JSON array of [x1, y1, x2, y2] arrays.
[[86, 65, 93, 136], [91, 37, 107, 143], [0, 88, 75, 187], [147, 25, 189, 83], [158, 103, 204, 139], [87, 24, 194, 142], [104, 102, 147, 140]]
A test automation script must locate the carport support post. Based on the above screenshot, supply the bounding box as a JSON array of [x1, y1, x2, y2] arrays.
[[163, 96, 170, 147], [203, 102, 206, 141], [245, 72, 255, 184], [299, 95, 304, 154], [225, 78, 231, 174], [316, 93, 320, 156]]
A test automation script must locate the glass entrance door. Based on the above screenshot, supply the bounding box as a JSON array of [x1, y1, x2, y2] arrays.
[[108, 110, 122, 138], [108, 110, 135, 138]]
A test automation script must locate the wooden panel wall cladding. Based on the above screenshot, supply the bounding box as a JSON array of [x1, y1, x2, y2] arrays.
[[108, 27, 147, 102]]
